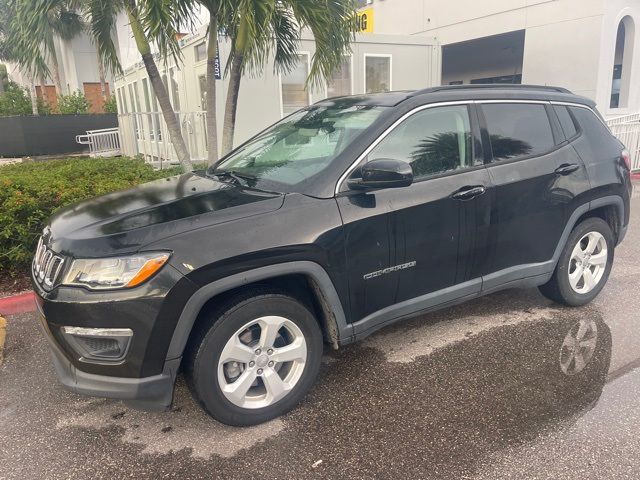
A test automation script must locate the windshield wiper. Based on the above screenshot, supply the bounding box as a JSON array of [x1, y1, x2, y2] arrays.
[[209, 169, 256, 185]]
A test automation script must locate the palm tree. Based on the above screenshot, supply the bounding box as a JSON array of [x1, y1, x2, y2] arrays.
[[218, 0, 357, 156], [86, 0, 196, 172], [16, 0, 197, 172], [44, 3, 85, 95]]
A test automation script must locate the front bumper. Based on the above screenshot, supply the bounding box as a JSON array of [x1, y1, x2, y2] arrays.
[[36, 304, 179, 411], [32, 261, 198, 411]]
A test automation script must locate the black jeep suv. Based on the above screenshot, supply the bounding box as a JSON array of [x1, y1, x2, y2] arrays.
[[33, 85, 632, 426]]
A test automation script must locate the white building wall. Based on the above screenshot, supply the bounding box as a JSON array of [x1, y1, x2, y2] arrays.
[[596, 0, 640, 118], [363, 0, 640, 115]]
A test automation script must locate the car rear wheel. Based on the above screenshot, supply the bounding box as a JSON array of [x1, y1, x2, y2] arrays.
[[539, 217, 614, 307], [185, 289, 323, 426]]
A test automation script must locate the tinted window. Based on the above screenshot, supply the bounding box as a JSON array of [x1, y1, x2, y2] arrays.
[[366, 105, 473, 179], [482, 103, 555, 162], [569, 106, 620, 166], [554, 105, 578, 140]]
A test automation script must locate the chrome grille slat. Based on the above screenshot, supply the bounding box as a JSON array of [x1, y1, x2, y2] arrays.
[[32, 236, 65, 289]]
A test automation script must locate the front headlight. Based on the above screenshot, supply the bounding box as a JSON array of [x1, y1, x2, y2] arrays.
[[63, 252, 170, 290]]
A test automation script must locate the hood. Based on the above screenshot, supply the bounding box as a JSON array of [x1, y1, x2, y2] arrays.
[[46, 172, 284, 257]]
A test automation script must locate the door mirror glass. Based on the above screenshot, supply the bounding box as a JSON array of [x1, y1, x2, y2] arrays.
[[348, 158, 413, 190]]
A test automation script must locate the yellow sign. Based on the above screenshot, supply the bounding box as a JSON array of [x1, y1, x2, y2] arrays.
[[356, 8, 374, 33]]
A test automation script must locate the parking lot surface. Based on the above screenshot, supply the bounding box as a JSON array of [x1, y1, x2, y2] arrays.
[[1, 189, 639, 479]]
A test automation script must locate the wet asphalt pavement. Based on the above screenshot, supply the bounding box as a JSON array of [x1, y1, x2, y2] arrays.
[[2, 190, 640, 479]]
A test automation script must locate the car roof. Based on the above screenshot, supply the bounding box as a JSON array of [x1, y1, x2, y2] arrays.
[[316, 84, 596, 109]]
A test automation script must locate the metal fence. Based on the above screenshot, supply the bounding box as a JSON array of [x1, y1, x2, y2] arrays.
[[75, 127, 121, 157], [118, 111, 208, 169], [607, 114, 640, 171]]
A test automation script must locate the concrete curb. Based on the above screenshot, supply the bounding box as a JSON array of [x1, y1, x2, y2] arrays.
[[0, 291, 36, 316], [0, 316, 6, 367]]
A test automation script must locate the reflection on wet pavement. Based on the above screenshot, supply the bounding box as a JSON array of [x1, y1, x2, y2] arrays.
[[1, 192, 639, 478]]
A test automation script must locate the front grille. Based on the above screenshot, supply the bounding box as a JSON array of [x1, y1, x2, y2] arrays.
[[33, 237, 65, 288]]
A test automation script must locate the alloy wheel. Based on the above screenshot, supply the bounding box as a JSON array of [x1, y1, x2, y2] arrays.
[[217, 316, 307, 409], [567, 231, 608, 294]]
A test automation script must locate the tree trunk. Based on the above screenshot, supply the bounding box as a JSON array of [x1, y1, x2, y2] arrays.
[[29, 79, 39, 116], [50, 47, 64, 96], [38, 73, 49, 107], [97, 52, 107, 107], [221, 51, 243, 155], [205, 15, 219, 165], [126, 3, 193, 172]]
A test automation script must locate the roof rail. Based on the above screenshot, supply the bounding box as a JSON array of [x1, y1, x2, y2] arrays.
[[411, 84, 572, 96]]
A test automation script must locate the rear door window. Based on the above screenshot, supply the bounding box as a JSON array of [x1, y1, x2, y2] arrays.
[[481, 103, 555, 162]]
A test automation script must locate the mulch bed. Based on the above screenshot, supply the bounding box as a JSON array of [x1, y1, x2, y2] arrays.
[[0, 272, 32, 298]]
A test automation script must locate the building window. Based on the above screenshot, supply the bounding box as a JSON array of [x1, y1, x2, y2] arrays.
[[327, 56, 352, 97], [365, 55, 391, 93], [198, 74, 207, 110], [170, 68, 181, 112], [141, 78, 151, 111], [610, 16, 635, 109], [195, 42, 207, 62], [117, 88, 127, 113], [281, 53, 310, 116]]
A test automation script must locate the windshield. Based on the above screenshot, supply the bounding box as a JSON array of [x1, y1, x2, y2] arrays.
[[208, 104, 386, 192]]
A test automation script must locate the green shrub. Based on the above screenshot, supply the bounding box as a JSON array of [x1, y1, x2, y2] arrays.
[[103, 93, 117, 113], [0, 157, 181, 274], [56, 90, 91, 114], [0, 81, 32, 116], [37, 96, 52, 115]]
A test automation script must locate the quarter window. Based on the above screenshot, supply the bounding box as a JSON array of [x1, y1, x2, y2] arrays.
[[366, 105, 473, 179], [553, 105, 578, 140], [482, 103, 554, 162]]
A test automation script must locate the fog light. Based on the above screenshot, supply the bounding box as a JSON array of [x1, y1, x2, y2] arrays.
[[60, 327, 133, 362]]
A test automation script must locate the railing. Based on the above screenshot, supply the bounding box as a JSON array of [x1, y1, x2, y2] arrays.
[[607, 112, 640, 126], [607, 114, 640, 171], [76, 127, 121, 157], [117, 111, 208, 169]]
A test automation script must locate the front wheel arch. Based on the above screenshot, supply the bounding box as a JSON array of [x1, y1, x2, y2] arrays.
[[166, 262, 352, 364]]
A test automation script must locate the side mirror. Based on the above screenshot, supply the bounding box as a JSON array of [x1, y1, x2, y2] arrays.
[[348, 158, 413, 190]]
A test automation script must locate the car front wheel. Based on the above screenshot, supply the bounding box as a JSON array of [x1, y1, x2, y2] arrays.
[[185, 289, 323, 426]]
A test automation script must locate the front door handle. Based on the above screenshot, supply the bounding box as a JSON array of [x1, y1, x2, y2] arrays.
[[451, 185, 486, 201], [555, 163, 580, 175]]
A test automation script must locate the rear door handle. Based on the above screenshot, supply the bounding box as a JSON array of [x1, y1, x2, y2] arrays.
[[451, 185, 486, 201], [555, 163, 580, 175]]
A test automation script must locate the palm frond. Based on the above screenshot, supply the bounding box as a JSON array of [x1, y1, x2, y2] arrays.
[[85, 0, 124, 75]]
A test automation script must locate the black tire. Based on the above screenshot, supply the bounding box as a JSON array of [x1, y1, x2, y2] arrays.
[[539, 217, 614, 307], [185, 289, 323, 426]]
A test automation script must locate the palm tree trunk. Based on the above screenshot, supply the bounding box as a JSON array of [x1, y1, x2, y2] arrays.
[[205, 14, 219, 165], [29, 79, 39, 116], [38, 73, 49, 107], [126, 3, 193, 172], [97, 52, 107, 105], [221, 51, 243, 155], [50, 48, 63, 96]]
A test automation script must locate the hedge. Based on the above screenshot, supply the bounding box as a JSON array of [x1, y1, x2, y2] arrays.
[[0, 157, 181, 275]]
